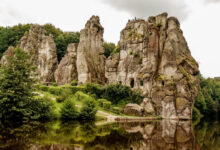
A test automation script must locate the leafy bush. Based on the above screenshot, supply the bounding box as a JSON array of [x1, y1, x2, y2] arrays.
[[103, 101, 112, 110], [102, 84, 143, 105], [84, 83, 104, 99], [71, 79, 78, 86], [193, 107, 201, 121], [30, 97, 56, 120], [39, 85, 49, 92], [48, 87, 63, 95], [112, 107, 120, 114], [79, 99, 97, 121], [103, 42, 116, 58], [60, 99, 79, 120], [97, 99, 108, 107]]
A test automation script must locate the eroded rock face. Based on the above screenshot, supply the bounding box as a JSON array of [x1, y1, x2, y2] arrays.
[[20, 24, 58, 83], [106, 13, 199, 119], [76, 16, 106, 84], [54, 43, 78, 85]]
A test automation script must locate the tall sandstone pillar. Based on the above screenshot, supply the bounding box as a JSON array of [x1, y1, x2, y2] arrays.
[[76, 16, 106, 84]]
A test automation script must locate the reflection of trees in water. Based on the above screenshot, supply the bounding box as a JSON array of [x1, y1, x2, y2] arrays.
[[194, 120, 220, 150], [0, 120, 202, 150]]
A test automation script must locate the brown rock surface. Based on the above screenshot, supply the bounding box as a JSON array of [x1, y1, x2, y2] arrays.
[[54, 43, 78, 85], [106, 13, 199, 119], [20, 24, 58, 83], [76, 16, 106, 84]]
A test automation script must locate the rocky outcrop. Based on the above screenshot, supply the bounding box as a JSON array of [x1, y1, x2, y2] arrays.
[[76, 16, 106, 84], [0, 46, 15, 65], [54, 43, 78, 85], [106, 13, 199, 119], [20, 24, 58, 83]]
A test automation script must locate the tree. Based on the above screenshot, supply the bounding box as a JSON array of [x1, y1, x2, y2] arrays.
[[0, 48, 52, 120], [103, 42, 116, 58], [60, 99, 79, 120], [79, 99, 97, 121]]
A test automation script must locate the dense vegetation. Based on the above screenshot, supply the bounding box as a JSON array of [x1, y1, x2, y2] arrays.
[[194, 75, 220, 119], [0, 24, 80, 61], [0, 48, 54, 120]]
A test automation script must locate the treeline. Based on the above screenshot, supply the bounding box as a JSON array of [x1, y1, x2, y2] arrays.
[[0, 24, 80, 61], [194, 75, 220, 119]]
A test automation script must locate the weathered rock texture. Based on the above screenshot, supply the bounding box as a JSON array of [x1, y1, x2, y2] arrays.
[[20, 24, 58, 83], [76, 16, 106, 84], [54, 43, 78, 85], [106, 13, 199, 119]]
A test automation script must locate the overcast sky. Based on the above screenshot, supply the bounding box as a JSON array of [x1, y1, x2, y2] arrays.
[[0, 0, 220, 78]]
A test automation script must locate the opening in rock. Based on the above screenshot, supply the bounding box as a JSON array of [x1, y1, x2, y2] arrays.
[[162, 81, 165, 86], [140, 80, 144, 86], [130, 78, 134, 88]]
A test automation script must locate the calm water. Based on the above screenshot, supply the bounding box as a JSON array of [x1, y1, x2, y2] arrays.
[[0, 119, 219, 150]]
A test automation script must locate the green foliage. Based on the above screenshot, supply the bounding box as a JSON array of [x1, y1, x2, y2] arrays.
[[39, 85, 49, 92], [79, 99, 98, 121], [110, 43, 120, 56], [43, 24, 80, 61], [103, 101, 112, 110], [194, 75, 220, 118], [70, 79, 78, 86], [103, 42, 116, 58], [0, 48, 54, 120], [97, 99, 108, 107], [0, 24, 31, 59], [56, 88, 72, 103], [60, 99, 79, 120], [139, 57, 143, 64], [193, 107, 201, 121], [83, 83, 104, 99], [112, 107, 120, 114], [102, 84, 143, 105]]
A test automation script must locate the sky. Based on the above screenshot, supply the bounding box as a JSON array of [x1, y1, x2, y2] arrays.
[[0, 0, 220, 78]]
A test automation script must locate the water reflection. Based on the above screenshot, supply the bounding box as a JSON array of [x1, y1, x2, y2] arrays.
[[0, 119, 218, 150]]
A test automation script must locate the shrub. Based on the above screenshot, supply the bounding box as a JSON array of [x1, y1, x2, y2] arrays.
[[60, 99, 79, 120], [79, 99, 97, 121], [39, 85, 49, 92], [48, 87, 62, 95], [139, 57, 143, 64], [75, 91, 93, 101], [102, 84, 143, 105], [112, 107, 120, 114], [30, 97, 56, 120], [71, 79, 78, 86], [193, 107, 201, 121], [103, 101, 112, 110], [84, 83, 104, 98], [97, 99, 108, 107]]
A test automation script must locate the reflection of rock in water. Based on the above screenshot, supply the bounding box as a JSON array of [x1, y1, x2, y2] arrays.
[[122, 120, 200, 150]]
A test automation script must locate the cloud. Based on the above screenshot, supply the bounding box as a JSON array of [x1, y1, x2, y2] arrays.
[[101, 0, 190, 21], [205, 0, 220, 3], [0, 0, 28, 26]]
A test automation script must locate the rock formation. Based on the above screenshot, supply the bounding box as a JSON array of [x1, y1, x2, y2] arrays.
[[106, 13, 199, 119], [54, 43, 78, 85], [0, 46, 15, 65], [76, 16, 106, 84], [20, 24, 58, 83]]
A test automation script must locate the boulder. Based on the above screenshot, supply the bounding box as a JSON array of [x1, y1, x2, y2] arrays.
[[124, 103, 143, 116]]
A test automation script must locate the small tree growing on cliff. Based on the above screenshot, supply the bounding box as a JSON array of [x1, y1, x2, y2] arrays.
[[0, 48, 38, 120]]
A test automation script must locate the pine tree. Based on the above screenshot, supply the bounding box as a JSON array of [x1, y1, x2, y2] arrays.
[[0, 47, 37, 120]]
